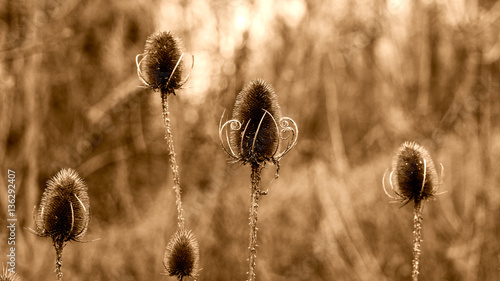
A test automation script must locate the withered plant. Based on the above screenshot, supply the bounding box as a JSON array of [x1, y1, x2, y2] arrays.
[[27, 168, 94, 281], [383, 141, 444, 281], [219, 79, 298, 281]]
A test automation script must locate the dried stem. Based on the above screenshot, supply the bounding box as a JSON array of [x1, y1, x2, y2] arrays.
[[247, 163, 264, 281], [161, 90, 185, 228], [412, 202, 424, 281], [54, 241, 65, 281]]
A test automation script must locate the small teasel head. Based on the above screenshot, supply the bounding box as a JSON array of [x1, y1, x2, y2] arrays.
[[28, 168, 91, 245], [163, 228, 200, 280], [219, 79, 298, 167], [383, 141, 443, 205], [136, 31, 192, 95]]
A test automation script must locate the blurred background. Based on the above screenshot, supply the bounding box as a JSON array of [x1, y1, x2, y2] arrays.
[[1, 0, 500, 280]]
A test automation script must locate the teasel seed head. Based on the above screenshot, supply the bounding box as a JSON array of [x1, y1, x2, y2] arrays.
[[29, 168, 91, 244], [384, 141, 441, 206], [219, 79, 298, 176], [163, 229, 200, 280], [136, 31, 188, 94], [229, 79, 282, 164]]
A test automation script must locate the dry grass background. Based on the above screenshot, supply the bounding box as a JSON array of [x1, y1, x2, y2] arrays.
[[1, 0, 500, 280]]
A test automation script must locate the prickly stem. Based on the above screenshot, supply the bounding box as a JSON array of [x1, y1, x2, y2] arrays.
[[161, 90, 185, 229], [54, 241, 65, 281], [247, 162, 263, 281], [412, 202, 424, 281]]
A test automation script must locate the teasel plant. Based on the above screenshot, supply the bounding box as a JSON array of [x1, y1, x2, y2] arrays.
[[219, 79, 298, 281], [26, 168, 95, 281], [136, 31, 200, 280], [383, 141, 444, 281], [136, 30, 194, 229]]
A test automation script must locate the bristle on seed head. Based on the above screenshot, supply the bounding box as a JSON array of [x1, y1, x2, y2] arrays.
[[230, 79, 282, 164], [31, 168, 91, 244], [163, 229, 200, 280], [138, 31, 184, 94], [392, 141, 439, 205], [0, 266, 20, 281]]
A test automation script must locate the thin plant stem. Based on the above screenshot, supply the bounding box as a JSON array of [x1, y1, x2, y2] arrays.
[[54, 241, 64, 281], [412, 202, 424, 281], [161, 90, 185, 229], [247, 163, 263, 281]]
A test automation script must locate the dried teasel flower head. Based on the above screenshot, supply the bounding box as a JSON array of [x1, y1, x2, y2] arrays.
[[219, 79, 298, 167], [136, 31, 192, 95], [28, 168, 91, 244], [163, 229, 200, 280], [383, 141, 443, 206], [231, 79, 282, 163]]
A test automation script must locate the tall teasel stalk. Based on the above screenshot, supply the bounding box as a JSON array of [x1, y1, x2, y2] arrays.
[[219, 79, 298, 281], [136, 31, 199, 280], [383, 141, 444, 281], [136, 31, 191, 228], [26, 168, 94, 281]]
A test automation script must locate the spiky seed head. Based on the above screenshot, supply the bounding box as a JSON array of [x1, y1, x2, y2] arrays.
[[230, 79, 282, 164], [34, 168, 91, 244], [140, 31, 184, 93], [163, 229, 200, 280], [392, 141, 439, 205], [0, 266, 20, 281]]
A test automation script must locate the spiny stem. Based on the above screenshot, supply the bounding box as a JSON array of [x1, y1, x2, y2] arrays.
[[412, 202, 424, 281], [247, 163, 263, 281], [54, 241, 65, 281], [161, 90, 185, 229]]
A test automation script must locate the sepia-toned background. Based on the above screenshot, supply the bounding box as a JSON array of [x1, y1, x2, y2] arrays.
[[1, 0, 500, 280]]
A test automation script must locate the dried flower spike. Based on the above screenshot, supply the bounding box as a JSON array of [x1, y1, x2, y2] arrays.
[[384, 141, 441, 205], [137, 31, 191, 228], [219, 79, 299, 281], [27, 168, 92, 281], [30, 168, 91, 243], [136, 31, 190, 95], [231, 79, 282, 164], [219, 79, 298, 167], [163, 229, 200, 280], [383, 141, 444, 281]]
